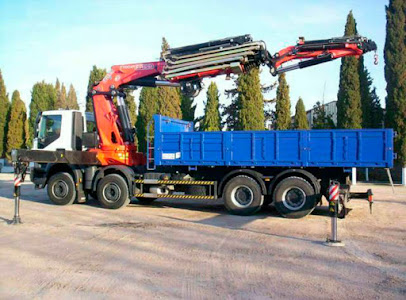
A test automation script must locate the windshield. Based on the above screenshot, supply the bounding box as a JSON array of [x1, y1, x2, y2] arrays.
[[37, 114, 62, 149]]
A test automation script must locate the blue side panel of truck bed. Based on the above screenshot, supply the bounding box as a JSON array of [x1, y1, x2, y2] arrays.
[[153, 115, 394, 168]]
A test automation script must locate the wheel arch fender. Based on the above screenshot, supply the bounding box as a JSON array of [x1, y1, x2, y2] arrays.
[[45, 163, 81, 185], [218, 169, 266, 197], [92, 165, 135, 194], [268, 169, 321, 197]]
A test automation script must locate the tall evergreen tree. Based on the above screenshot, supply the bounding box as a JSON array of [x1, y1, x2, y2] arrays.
[[359, 57, 373, 128], [28, 81, 57, 146], [312, 102, 335, 129], [157, 86, 182, 118], [359, 58, 383, 128], [201, 82, 221, 131], [221, 99, 240, 131], [136, 87, 158, 153], [66, 84, 79, 110], [237, 67, 264, 130], [86, 66, 106, 112], [157, 38, 182, 119], [275, 73, 291, 130], [384, 0, 406, 165], [55, 83, 67, 109], [6, 91, 27, 158], [0, 70, 10, 157], [180, 94, 196, 121], [370, 87, 384, 128], [337, 11, 362, 129], [55, 78, 61, 104], [294, 97, 309, 129], [54, 78, 66, 109]]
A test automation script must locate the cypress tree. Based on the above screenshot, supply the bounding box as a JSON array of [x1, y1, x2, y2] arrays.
[[0, 70, 10, 157], [6, 90, 27, 158], [384, 0, 406, 165], [221, 99, 240, 131], [275, 73, 291, 130], [86, 66, 106, 112], [236, 67, 264, 130], [136, 87, 158, 153], [201, 82, 221, 131], [55, 83, 67, 109], [157, 37, 182, 119], [55, 78, 61, 105], [157, 86, 182, 118], [337, 11, 362, 129], [294, 97, 309, 129], [359, 57, 373, 128], [66, 84, 79, 110], [180, 94, 196, 121], [55, 78, 67, 109], [370, 87, 384, 128], [28, 81, 57, 146]]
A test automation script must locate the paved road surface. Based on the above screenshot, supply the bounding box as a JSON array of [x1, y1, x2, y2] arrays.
[[0, 174, 405, 299]]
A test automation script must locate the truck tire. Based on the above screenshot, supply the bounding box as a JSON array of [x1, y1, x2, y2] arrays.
[[273, 176, 317, 219], [223, 175, 263, 216], [47, 172, 76, 206], [97, 174, 130, 209]]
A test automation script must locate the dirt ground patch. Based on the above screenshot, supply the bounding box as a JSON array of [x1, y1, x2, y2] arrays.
[[0, 173, 405, 299]]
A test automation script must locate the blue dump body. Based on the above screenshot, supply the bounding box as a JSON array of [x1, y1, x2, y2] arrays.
[[152, 115, 394, 168]]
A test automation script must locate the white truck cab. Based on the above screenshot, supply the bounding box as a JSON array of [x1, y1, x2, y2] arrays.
[[33, 110, 95, 151]]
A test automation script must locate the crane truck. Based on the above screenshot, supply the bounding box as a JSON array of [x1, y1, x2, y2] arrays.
[[12, 34, 393, 219]]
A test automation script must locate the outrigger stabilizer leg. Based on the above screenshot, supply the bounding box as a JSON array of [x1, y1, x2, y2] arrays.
[[325, 181, 345, 247], [10, 150, 28, 225], [324, 181, 374, 246]]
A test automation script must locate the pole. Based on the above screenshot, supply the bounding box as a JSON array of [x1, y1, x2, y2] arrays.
[[365, 168, 369, 182], [402, 167, 406, 187], [325, 181, 345, 247], [11, 162, 26, 225], [386, 168, 395, 194], [351, 168, 357, 185]]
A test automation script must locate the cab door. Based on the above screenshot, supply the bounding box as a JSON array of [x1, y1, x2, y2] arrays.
[[34, 111, 73, 150]]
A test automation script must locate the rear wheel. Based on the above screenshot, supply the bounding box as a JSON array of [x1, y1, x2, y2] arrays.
[[223, 175, 263, 216], [47, 172, 76, 206], [273, 176, 317, 218], [97, 174, 130, 209]]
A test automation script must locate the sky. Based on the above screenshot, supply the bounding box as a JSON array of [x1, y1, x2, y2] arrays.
[[0, 0, 389, 118]]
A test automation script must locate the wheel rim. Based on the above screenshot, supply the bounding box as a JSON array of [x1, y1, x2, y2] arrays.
[[52, 180, 69, 199], [281, 186, 306, 210], [102, 183, 121, 203], [230, 185, 254, 208]]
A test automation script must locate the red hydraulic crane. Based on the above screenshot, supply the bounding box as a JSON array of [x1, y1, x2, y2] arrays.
[[89, 34, 377, 166]]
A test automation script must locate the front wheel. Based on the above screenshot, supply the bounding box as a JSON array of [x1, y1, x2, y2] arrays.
[[97, 174, 130, 209], [223, 175, 263, 216], [47, 172, 76, 206], [273, 176, 317, 219]]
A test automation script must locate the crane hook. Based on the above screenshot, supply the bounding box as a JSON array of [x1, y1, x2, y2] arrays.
[[374, 51, 378, 65]]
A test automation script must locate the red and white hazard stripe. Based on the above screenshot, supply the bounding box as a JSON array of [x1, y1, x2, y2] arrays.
[[14, 176, 22, 187], [329, 184, 339, 201]]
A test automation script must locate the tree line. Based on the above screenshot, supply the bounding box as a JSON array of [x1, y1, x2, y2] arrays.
[[0, 0, 403, 167]]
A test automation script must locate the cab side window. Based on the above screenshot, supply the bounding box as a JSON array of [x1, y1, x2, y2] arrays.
[[38, 115, 62, 149]]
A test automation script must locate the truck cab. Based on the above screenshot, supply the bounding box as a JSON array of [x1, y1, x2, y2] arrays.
[[33, 110, 96, 151], [30, 110, 98, 204]]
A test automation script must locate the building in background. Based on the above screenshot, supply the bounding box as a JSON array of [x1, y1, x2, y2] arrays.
[[289, 100, 338, 128], [306, 100, 337, 127]]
